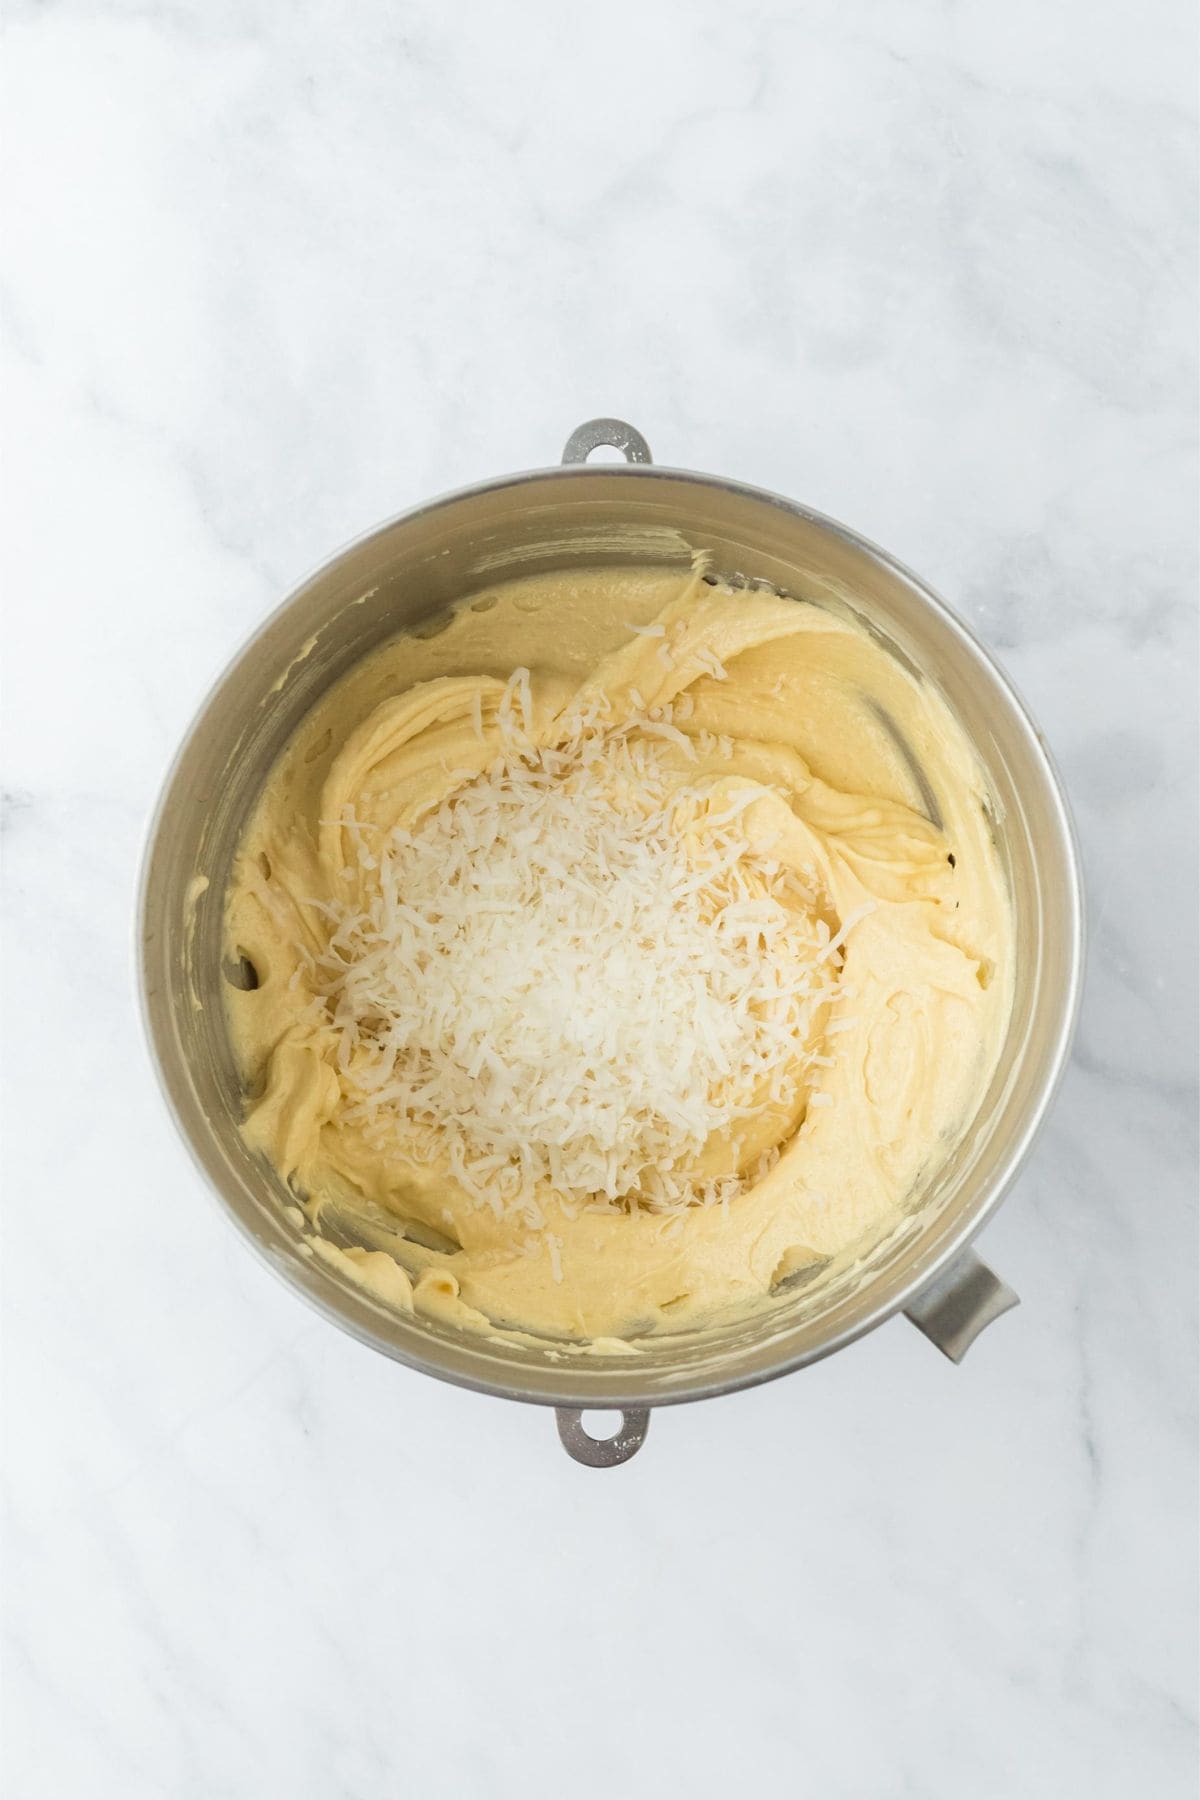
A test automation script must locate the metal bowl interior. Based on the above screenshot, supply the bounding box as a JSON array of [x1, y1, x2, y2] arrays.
[[140, 464, 1083, 1409]]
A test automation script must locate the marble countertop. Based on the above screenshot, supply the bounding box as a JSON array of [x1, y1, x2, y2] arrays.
[[3, 2, 1196, 1795]]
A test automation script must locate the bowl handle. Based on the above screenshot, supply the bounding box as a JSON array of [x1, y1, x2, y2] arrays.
[[555, 1407, 651, 1467], [904, 1248, 1019, 1362], [561, 418, 653, 466], [553, 1250, 1014, 1461]]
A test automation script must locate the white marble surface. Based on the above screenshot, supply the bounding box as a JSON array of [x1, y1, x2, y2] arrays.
[[3, 1, 1197, 1794]]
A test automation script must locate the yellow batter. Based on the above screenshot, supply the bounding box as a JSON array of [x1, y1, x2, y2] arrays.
[[224, 560, 1012, 1343]]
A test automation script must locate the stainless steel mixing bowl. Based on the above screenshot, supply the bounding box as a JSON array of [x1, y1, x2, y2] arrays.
[[139, 419, 1084, 1465]]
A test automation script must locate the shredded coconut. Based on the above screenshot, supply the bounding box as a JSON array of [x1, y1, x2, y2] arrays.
[[311, 681, 846, 1222]]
